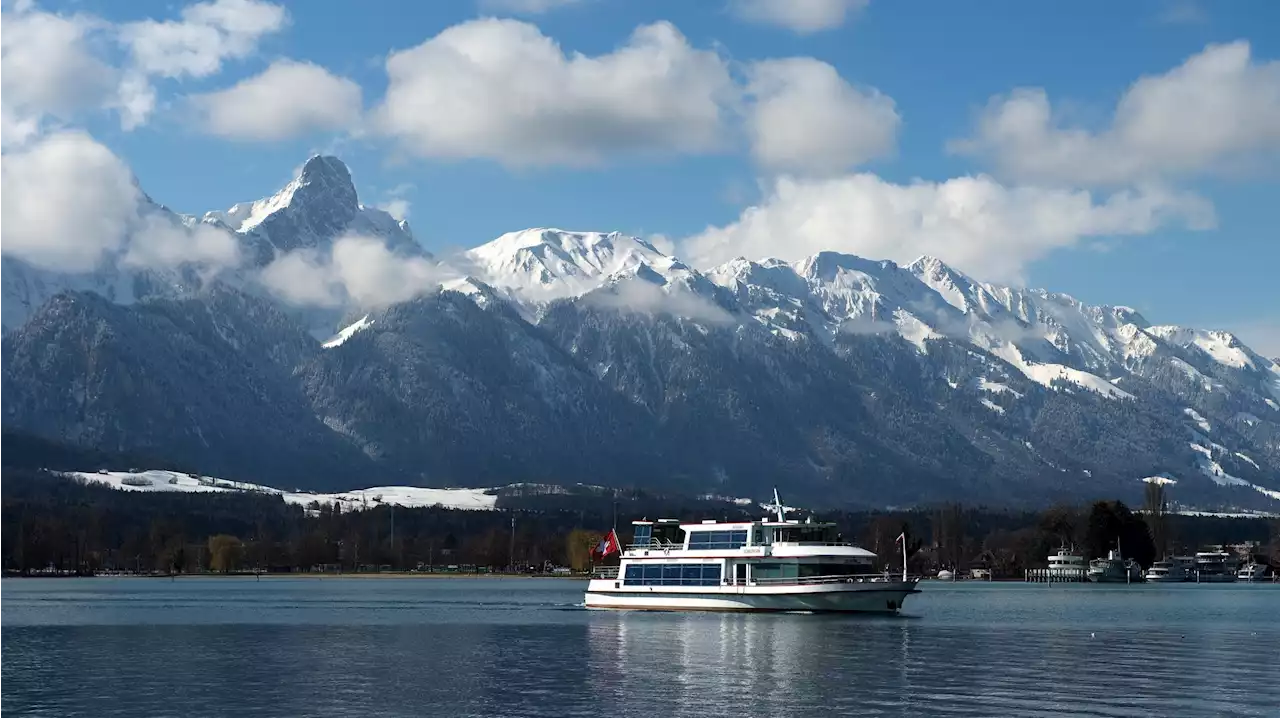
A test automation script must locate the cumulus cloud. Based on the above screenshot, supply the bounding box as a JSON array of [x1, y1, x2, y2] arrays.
[[953, 41, 1280, 185], [260, 235, 453, 309], [375, 19, 736, 167], [1, 131, 140, 272], [478, 0, 588, 13], [124, 215, 242, 272], [585, 279, 737, 325], [0, 6, 118, 146], [117, 0, 288, 128], [745, 57, 898, 175], [730, 0, 869, 33], [1, 131, 242, 274], [119, 0, 288, 79], [682, 173, 1215, 282], [190, 59, 362, 141]]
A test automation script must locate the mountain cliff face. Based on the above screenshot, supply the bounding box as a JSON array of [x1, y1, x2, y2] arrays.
[[3, 156, 1277, 508], [0, 287, 379, 490]]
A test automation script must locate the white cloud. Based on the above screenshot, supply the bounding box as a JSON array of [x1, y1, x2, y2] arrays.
[[0, 131, 140, 272], [377, 199, 411, 221], [124, 215, 241, 272], [0, 130, 244, 275], [745, 57, 898, 175], [116, 0, 288, 127], [190, 59, 362, 141], [375, 19, 736, 167], [478, 0, 588, 13], [682, 173, 1215, 282], [586, 279, 736, 325], [0, 5, 118, 145], [953, 41, 1280, 185], [260, 235, 452, 309], [730, 0, 869, 33], [120, 0, 288, 78]]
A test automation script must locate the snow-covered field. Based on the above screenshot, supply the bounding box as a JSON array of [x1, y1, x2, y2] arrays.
[[67, 470, 499, 511]]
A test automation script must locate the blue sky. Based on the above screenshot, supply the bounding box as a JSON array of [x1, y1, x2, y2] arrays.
[[4, 0, 1279, 353]]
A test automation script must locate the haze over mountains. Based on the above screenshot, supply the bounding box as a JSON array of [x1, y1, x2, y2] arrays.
[[3, 157, 1278, 509]]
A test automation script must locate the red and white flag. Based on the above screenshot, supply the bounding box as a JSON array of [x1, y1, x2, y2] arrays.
[[594, 528, 621, 558]]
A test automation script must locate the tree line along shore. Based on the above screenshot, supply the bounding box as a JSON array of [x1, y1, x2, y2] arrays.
[[4, 469, 1277, 578]]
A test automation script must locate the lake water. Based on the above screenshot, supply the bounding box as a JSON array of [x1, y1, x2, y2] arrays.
[[3, 578, 1278, 717]]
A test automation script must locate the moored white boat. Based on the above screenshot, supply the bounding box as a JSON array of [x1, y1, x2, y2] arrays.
[[1236, 561, 1267, 582], [1087, 548, 1143, 583], [1046, 547, 1086, 580], [1193, 551, 1238, 583], [1145, 557, 1193, 583], [584, 490, 920, 613]]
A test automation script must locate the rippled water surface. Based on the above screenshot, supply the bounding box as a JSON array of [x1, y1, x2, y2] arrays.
[[3, 578, 1278, 717]]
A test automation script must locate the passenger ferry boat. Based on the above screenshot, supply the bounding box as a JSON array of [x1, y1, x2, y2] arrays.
[[1193, 551, 1238, 583], [1145, 557, 1193, 583], [584, 491, 920, 613], [1046, 547, 1086, 580], [1087, 548, 1143, 583]]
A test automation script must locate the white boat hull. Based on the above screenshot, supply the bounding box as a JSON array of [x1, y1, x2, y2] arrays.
[[585, 579, 920, 613]]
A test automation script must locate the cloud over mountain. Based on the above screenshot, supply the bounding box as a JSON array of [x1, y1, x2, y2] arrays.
[[952, 41, 1280, 186]]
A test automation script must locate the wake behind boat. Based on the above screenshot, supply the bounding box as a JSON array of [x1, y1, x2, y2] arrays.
[[584, 490, 921, 613]]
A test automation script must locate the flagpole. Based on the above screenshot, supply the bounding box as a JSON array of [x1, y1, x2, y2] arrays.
[[898, 532, 907, 582], [902, 538, 907, 582]]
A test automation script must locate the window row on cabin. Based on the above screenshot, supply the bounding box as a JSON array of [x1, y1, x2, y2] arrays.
[[623, 564, 722, 586], [687, 530, 748, 550]]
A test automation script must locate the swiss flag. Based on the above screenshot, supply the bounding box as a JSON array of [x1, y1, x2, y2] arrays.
[[593, 529, 621, 558]]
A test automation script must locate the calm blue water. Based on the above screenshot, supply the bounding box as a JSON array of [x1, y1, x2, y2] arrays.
[[3, 578, 1278, 717]]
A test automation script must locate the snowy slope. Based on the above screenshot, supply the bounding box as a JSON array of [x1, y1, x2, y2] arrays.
[[462, 229, 679, 300], [68, 470, 499, 511]]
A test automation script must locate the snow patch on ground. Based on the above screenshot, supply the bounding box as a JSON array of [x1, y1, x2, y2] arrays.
[[979, 398, 1006, 415], [977, 378, 1023, 398], [322, 315, 373, 348], [1141, 473, 1178, 485], [1183, 407, 1211, 434], [1234, 452, 1260, 470], [1187, 446, 1280, 502], [1019, 361, 1134, 399], [68, 470, 499, 510]]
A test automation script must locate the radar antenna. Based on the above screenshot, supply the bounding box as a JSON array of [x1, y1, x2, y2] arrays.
[[764, 487, 797, 523]]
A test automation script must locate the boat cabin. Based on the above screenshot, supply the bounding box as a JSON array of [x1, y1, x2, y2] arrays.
[[621, 515, 876, 588]]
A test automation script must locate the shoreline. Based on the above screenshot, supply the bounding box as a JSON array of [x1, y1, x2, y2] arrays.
[[5, 572, 592, 580]]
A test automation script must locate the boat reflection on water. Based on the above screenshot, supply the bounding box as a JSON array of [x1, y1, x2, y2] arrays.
[[584, 610, 914, 715]]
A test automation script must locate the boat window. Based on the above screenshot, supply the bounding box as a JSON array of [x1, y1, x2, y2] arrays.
[[632, 525, 652, 545], [774, 526, 838, 543], [650, 524, 685, 547], [687, 530, 748, 550], [622, 563, 721, 586]]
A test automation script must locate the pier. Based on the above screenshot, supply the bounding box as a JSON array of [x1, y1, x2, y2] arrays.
[[1024, 568, 1088, 583]]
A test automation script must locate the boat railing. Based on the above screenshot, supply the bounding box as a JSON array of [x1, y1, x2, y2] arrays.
[[751, 573, 917, 585], [626, 540, 685, 551], [593, 566, 620, 579], [770, 541, 857, 547]]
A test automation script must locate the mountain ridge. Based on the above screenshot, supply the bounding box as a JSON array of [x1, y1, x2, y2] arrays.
[[2, 155, 1277, 508]]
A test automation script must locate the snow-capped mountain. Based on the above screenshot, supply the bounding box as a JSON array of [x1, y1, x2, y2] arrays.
[[203, 155, 420, 265], [3, 155, 1277, 508]]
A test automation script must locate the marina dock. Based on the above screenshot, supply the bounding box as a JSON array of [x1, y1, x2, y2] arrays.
[[1024, 568, 1088, 583]]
